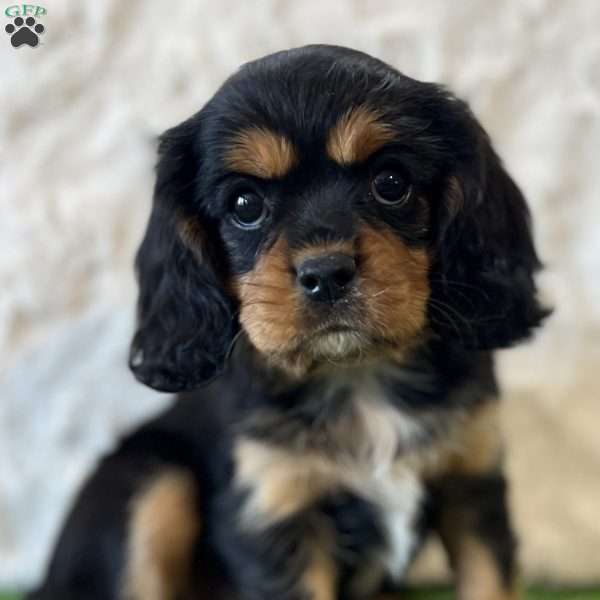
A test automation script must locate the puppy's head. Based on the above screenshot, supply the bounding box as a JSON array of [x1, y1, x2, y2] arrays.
[[130, 45, 548, 392]]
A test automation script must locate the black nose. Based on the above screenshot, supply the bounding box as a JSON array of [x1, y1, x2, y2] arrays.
[[297, 253, 357, 303]]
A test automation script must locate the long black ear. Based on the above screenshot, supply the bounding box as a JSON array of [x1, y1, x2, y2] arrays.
[[431, 122, 550, 350], [129, 117, 237, 392]]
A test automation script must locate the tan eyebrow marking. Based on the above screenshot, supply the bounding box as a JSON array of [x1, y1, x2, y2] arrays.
[[327, 105, 396, 165], [224, 127, 298, 179]]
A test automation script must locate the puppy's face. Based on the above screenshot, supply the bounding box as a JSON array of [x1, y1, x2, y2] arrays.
[[131, 45, 547, 391], [213, 110, 432, 375]]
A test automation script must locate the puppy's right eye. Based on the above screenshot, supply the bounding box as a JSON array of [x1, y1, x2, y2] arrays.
[[230, 192, 268, 229], [371, 170, 412, 206]]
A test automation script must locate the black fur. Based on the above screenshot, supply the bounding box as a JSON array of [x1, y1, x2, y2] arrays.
[[428, 472, 518, 587], [430, 130, 550, 349], [29, 45, 548, 600], [129, 118, 238, 392]]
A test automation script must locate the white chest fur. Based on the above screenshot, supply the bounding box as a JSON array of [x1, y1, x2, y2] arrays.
[[342, 379, 425, 578], [237, 374, 427, 581], [358, 460, 423, 577]]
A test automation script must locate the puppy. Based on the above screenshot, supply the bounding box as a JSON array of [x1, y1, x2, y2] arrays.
[[28, 45, 548, 600]]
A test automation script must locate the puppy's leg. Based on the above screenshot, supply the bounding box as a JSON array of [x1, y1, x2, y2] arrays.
[[371, 472, 517, 600], [217, 514, 337, 600], [301, 540, 338, 600], [228, 438, 338, 600], [28, 453, 201, 600], [122, 469, 200, 600], [416, 398, 519, 600], [432, 471, 519, 600]]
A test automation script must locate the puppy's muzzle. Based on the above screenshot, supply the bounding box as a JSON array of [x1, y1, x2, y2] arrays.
[[297, 252, 357, 304]]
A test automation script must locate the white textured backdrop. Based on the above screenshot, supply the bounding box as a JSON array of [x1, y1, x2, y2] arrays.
[[1, 0, 599, 589]]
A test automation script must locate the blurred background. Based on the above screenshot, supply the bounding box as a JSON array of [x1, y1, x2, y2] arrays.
[[1, 0, 599, 592]]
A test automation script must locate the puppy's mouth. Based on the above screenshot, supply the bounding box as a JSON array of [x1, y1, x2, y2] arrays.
[[243, 308, 421, 378], [292, 320, 389, 364], [308, 324, 366, 357]]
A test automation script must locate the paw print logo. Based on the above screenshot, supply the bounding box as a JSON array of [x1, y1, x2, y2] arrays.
[[5, 16, 45, 48]]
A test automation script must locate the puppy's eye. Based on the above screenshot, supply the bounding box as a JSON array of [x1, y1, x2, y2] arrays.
[[231, 192, 267, 229], [371, 170, 411, 206]]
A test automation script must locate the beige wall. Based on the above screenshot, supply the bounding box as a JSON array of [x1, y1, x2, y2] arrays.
[[1, 0, 599, 588]]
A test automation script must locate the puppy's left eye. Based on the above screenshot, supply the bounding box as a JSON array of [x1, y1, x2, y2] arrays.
[[230, 192, 268, 229], [371, 170, 412, 206]]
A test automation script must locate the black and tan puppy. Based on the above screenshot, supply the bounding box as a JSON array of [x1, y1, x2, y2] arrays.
[[29, 45, 548, 600]]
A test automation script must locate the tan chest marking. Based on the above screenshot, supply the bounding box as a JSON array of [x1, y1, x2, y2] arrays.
[[235, 386, 501, 524], [235, 384, 502, 590], [235, 399, 501, 522], [234, 379, 423, 523], [235, 439, 336, 525]]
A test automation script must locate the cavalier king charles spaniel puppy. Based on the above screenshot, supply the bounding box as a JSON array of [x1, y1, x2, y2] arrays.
[[29, 45, 548, 600]]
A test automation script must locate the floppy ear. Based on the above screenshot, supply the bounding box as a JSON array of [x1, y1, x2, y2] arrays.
[[431, 124, 550, 350], [129, 117, 238, 392]]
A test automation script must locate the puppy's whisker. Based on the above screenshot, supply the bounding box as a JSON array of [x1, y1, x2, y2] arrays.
[[427, 299, 474, 339], [368, 288, 390, 299], [241, 299, 288, 308], [429, 277, 492, 300], [225, 328, 246, 361]]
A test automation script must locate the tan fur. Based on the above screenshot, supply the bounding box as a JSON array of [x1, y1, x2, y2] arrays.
[[235, 225, 431, 377], [452, 536, 518, 600], [301, 541, 338, 600], [413, 401, 503, 479], [446, 402, 502, 475], [177, 216, 205, 260], [235, 237, 304, 366], [224, 127, 298, 179], [235, 239, 359, 370], [123, 470, 200, 600], [327, 105, 397, 165], [235, 438, 336, 525], [358, 224, 430, 350]]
